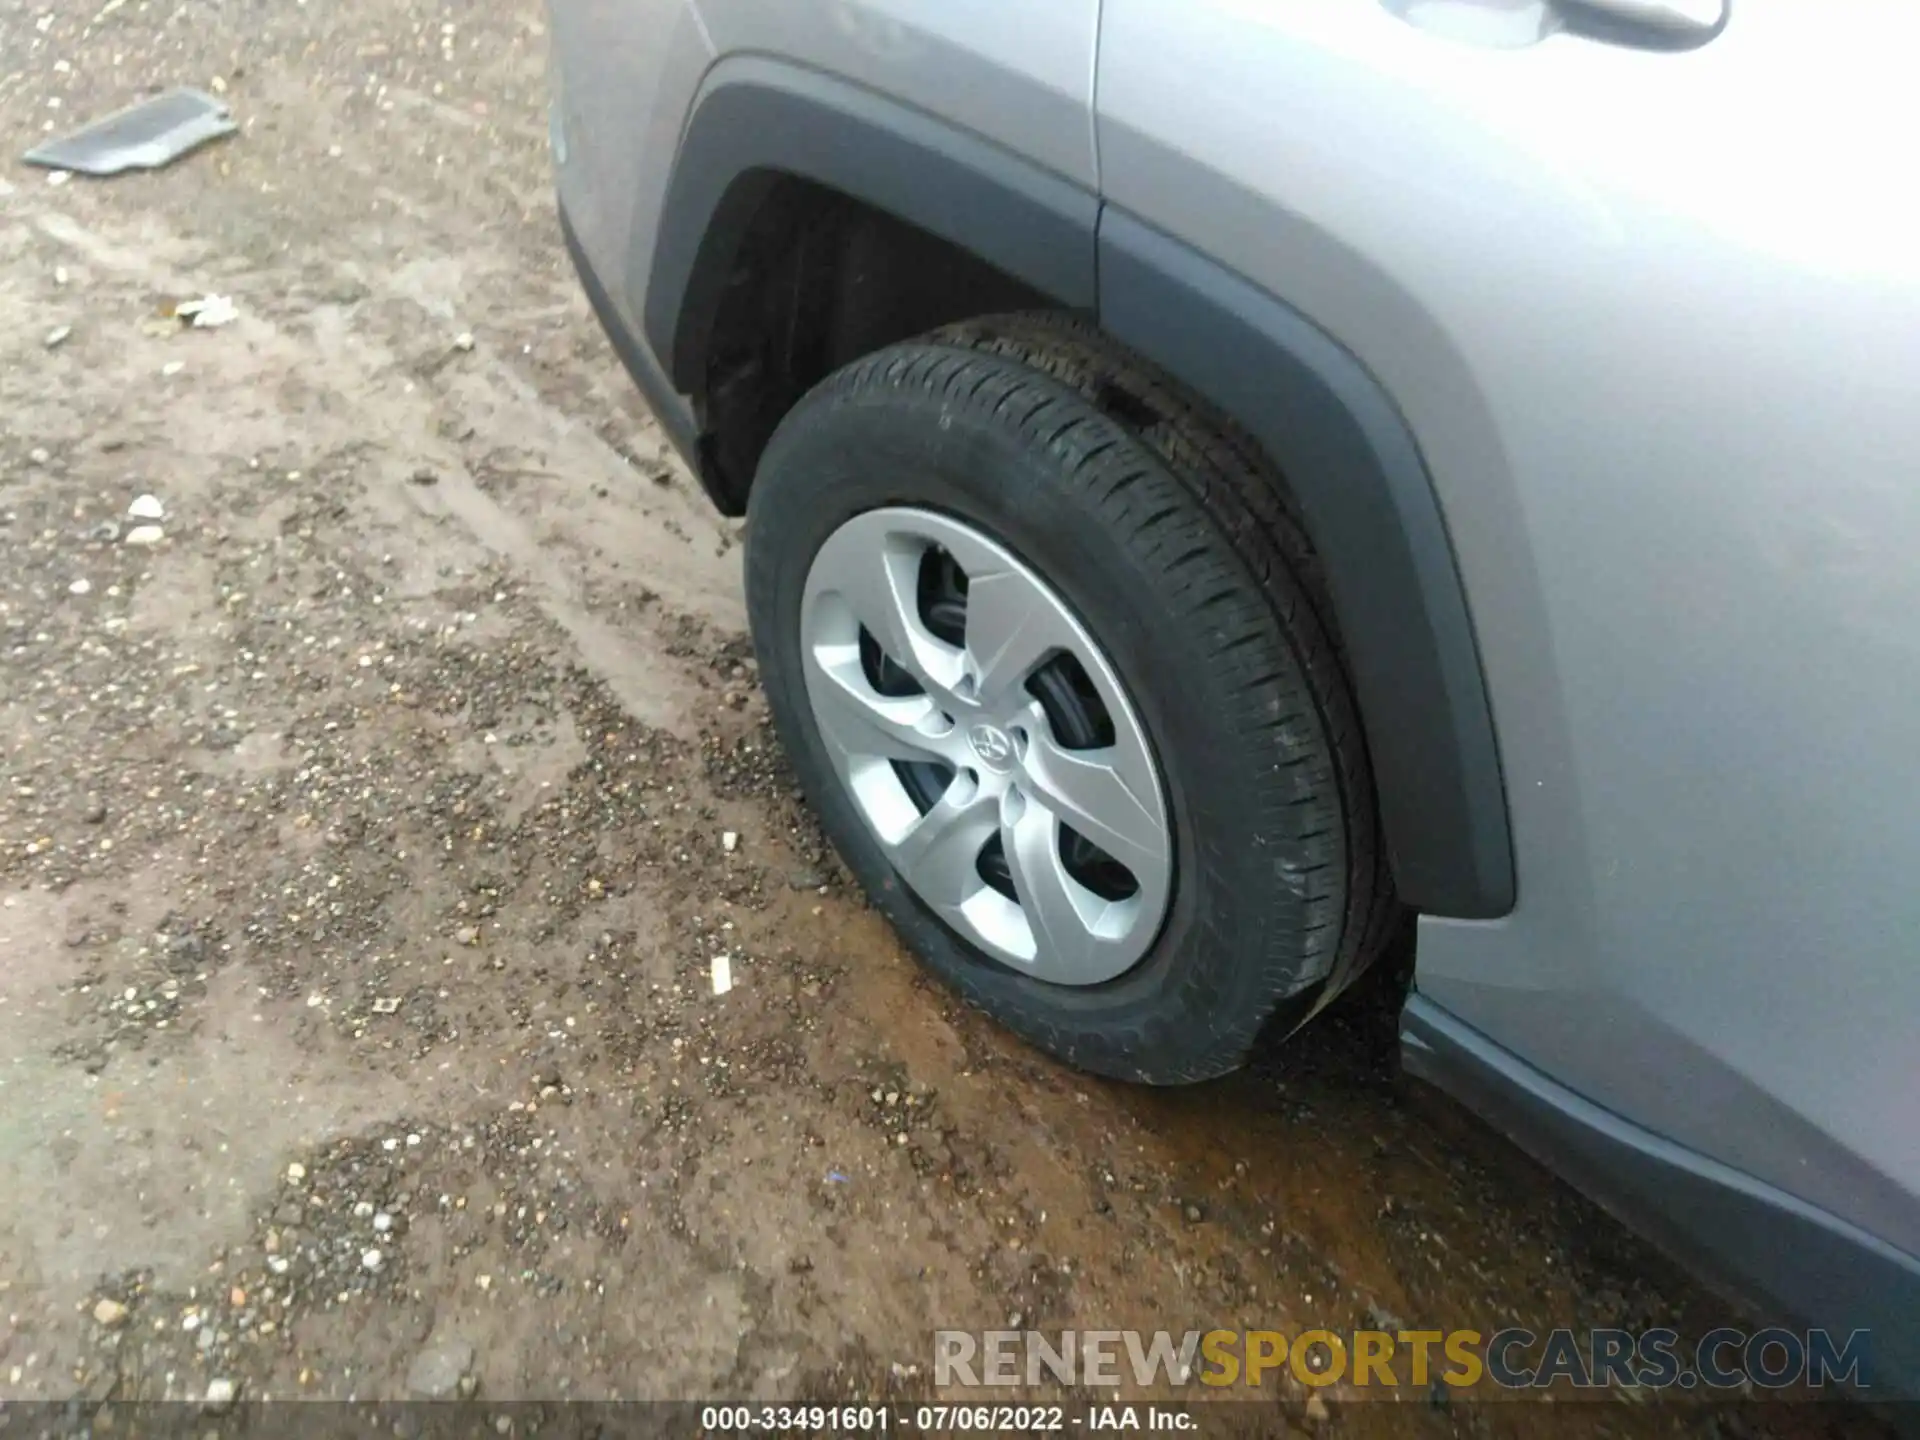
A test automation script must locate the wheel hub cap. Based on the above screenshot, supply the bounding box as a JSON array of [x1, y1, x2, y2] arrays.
[[798, 508, 1173, 985]]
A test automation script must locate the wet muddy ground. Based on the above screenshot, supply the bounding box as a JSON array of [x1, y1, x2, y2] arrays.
[[0, 3, 1882, 1436]]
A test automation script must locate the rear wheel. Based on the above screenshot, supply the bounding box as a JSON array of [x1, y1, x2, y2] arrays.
[[745, 315, 1392, 1083]]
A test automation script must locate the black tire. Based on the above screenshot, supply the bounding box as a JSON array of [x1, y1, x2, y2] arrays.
[[745, 314, 1394, 1084]]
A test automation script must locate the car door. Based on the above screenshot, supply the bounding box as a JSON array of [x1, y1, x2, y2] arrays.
[[1094, 0, 1920, 1266]]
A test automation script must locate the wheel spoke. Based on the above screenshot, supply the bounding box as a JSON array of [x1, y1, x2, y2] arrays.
[[1019, 730, 1170, 881], [963, 566, 1081, 705], [1004, 809, 1103, 981], [820, 532, 962, 697], [806, 655, 946, 768], [887, 779, 1000, 907]]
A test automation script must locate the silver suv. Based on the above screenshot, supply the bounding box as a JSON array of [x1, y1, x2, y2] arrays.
[[548, 0, 1919, 1392]]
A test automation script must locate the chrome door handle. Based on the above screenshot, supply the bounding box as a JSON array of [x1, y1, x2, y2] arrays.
[[1384, 0, 1727, 49], [1381, 0, 1559, 49], [1558, 0, 1728, 47]]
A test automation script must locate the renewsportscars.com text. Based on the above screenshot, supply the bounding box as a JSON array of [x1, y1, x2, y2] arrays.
[[934, 1327, 1871, 1392]]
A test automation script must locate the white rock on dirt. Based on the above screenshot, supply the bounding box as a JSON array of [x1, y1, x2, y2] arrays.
[[204, 1378, 238, 1413], [44, 325, 72, 349], [91, 1298, 127, 1327], [406, 1335, 476, 1398], [123, 525, 165, 547], [69, 578, 91, 595], [127, 494, 165, 520]]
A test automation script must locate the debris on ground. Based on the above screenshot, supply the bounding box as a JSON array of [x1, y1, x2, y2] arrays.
[[173, 294, 238, 329], [44, 324, 72, 349], [22, 87, 237, 176], [123, 523, 165, 546], [127, 494, 165, 520], [711, 952, 734, 996], [407, 1336, 476, 1399]]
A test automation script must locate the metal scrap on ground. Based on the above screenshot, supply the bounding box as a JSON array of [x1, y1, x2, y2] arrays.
[[174, 294, 238, 328], [22, 87, 237, 176]]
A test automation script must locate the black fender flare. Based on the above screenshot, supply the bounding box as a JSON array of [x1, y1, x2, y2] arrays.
[[1099, 212, 1513, 918], [642, 58, 1099, 391], [642, 62, 1514, 918]]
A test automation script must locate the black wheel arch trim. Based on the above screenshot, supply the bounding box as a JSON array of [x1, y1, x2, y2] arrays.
[[641, 61, 1514, 918], [641, 57, 1100, 393], [1403, 993, 1920, 1399], [1098, 213, 1513, 917]]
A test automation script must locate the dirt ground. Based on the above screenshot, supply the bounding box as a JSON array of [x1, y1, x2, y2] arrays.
[[0, 3, 1881, 1436]]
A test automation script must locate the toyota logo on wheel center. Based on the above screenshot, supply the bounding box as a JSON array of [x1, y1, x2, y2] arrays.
[[967, 722, 1016, 771]]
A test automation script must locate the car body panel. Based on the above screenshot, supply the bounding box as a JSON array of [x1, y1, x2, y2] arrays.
[[690, 0, 1100, 193], [1097, 0, 1920, 1254], [548, 0, 713, 338], [1402, 995, 1920, 1394]]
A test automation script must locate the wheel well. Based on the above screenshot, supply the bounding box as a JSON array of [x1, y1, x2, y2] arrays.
[[695, 178, 1060, 513], [671, 177, 1513, 918]]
